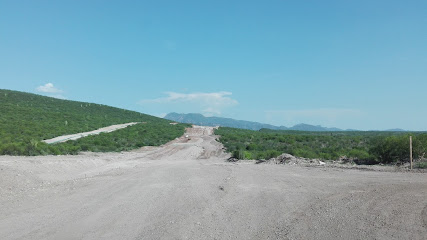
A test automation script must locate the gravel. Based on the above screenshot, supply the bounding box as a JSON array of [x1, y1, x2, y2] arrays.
[[1, 126, 426, 240]]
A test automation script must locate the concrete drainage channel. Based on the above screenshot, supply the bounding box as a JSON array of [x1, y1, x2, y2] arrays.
[[42, 122, 140, 144]]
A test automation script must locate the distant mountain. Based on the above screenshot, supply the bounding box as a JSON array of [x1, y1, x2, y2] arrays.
[[385, 128, 407, 132], [290, 123, 343, 132], [164, 113, 288, 131], [165, 113, 345, 131]]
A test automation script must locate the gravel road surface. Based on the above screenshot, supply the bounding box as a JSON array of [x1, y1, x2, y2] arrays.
[[1, 126, 426, 239]]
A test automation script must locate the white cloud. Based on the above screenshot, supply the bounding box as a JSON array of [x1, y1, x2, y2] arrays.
[[202, 107, 221, 116], [52, 94, 67, 100], [36, 83, 63, 93], [139, 91, 238, 116]]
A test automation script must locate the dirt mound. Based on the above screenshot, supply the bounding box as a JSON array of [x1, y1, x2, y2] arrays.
[[267, 153, 325, 166]]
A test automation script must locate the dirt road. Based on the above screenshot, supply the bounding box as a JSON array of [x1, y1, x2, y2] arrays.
[[1, 126, 426, 239]]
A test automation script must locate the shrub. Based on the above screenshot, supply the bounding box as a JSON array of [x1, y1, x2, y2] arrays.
[[415, 162, 427, 169], [215, 127, 427, 164], [348, 149, 370, 160]]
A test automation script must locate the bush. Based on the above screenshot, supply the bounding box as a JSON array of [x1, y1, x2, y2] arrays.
[[55, 122, 187, 153], [348, 149, 370, 160], [369, 134, 427, 164], [215, 127, 427, 164], [415, 162, 427, 169], [0, 143, 25, 155]]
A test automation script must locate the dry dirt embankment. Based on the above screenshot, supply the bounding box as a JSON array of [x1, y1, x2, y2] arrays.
[[0, 126, 426, 240]]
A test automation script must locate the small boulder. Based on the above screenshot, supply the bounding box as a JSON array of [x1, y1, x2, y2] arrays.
[[276, 153, 298, 164]]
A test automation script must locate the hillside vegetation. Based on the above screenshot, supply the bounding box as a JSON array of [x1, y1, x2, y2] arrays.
[[215, 127, 427, 165], [0, 89, 189, 155]]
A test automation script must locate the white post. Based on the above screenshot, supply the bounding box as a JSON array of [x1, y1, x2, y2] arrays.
[[410, 136, 413, 170]]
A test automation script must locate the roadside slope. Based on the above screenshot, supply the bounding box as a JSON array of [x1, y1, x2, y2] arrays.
[[43, 122, 140, 144], [0, 89, 188, 155]]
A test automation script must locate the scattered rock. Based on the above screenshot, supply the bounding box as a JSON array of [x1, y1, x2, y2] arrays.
[[276, 153, 298, 164], [339, 156, 354, 164], [227, 157, 238, 162]]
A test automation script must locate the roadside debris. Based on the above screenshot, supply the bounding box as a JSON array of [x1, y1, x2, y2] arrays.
[[268, 153, 325, 166]]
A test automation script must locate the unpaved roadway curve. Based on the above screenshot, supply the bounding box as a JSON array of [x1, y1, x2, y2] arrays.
[[0, 126, 426, 239]]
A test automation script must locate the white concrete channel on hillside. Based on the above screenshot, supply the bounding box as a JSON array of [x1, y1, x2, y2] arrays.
[[42, 122, 140, 144]]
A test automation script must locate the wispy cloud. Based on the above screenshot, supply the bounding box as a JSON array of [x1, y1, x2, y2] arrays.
[[139, 91, 238, 116], [35, 83, 67, 99], [51, 94, 67, 100], [155, 113, 167, 118], [36, 83, 63, 93]]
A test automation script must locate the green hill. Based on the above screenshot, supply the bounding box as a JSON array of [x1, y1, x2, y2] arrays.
[[0, 89, 189, 155]]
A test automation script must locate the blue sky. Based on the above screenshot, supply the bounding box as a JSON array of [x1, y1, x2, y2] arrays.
[[1, 0, 426, 130]]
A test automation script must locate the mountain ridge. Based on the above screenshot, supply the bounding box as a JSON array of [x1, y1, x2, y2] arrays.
[[165, 113, 408, 132], [165, 113, 345, 131]]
